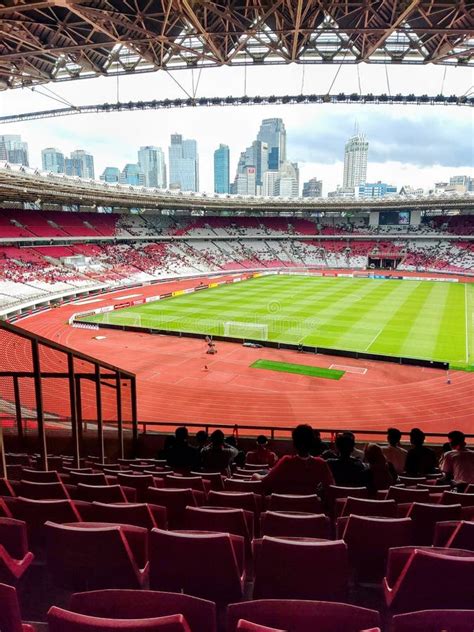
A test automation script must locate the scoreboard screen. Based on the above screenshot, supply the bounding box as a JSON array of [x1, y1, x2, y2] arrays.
[[379, 211, 411, 226]]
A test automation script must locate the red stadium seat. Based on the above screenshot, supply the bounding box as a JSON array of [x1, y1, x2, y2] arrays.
[[392, 609, 474, 631], [260, 511, 330, 539], [0, 518, 29, 560], [14, 498, 81, 547], [441, 490, 474, 507], [184, 506, 253, 541], [70, 589, 217, 632], [224, 479, 264, 494], [47, 608, 191, 631], [149, 528, 244, 604], [340, 497, 398, 518], [386, 487, 430, 504], [117, 475, 157, 502], [0, 543, 34, 586], [226, 600, 381, 632], [69, 473, 108, 487], [76, 484, 128, 503], [87, 502, 167, 530], [266, 494, 322, 514], [207, 491, 262, 514], [0, 582, 36, 632], [20, 469, 60, 483], [146, 488, 201, 528], [446, 520, 474, 551], [190, 472, 224, 491], [236, 621, 283, 632], [166, 476, 210, 495], [406, 502, 462, 545], [45, 522, 148, 590], [384, 548, 474, 612], [253, 537, 349, 601], [18, 481, 69, 500]]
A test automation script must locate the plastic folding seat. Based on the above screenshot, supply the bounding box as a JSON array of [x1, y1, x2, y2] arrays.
[[63, 467, 94, 475], [260, 511, 330, 539], [433, 520, 460, 546], [184, 506, 253, 541], [441, 490, 474, 507], [227, 600, 381, 632], [243, 465, 270, 472], [76, 484, 128, 503], [88, 502, 168, 530], [236, 621, 283, 632], [266, 494, 322, 514], [232, 473, 254, 480], [20, 469, 60, 483], [0, 479, 15, 497], [149, 528, 244, 604], [327, 486, 368, 514], [208, 491, 262, 515], [398, 476, 427, 486], [14, 498, 81, 547], [117, 459, 138, 466], [392, 609, 474, 632], [47, 607, 191, 631], [130, 464, 154, 473], [417, 483, 451, 492], [341, 515, 413, 582], [191, 472, 224, 491], [0, 582, 36, 632], [45, 522, 148, 590], [18, 481, 69, 500], [340, 497, 398, 518], [407, 502, 462, 545], [117, 475, 157, 502], [386, 486, 430, 504], [70, 472, 108, 486], [5, 454, 31, 467], [384, 548, 474, 612], [146, 488, 201, 529], [165, 476, 209, 495], [0, 498, 13, 518], [70, 589, 217, 632], [253, 537, 349, 601], [224, 479, 263, 494], [446, 520, 474, 551]]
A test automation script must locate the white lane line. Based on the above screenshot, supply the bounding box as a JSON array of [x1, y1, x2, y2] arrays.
[[465, 283, 469, 365]]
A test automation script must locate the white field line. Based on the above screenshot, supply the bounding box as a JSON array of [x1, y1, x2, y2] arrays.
[[364, 328, 384, 352], [329, 364, 367, 375]]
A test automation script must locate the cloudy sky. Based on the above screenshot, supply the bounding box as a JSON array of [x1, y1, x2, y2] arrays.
[[1, 62, 472, 195]]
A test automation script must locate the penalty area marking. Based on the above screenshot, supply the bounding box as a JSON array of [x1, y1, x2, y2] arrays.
[[329, 364, 367, 375]]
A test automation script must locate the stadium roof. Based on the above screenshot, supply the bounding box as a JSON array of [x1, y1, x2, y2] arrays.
[[1, 1, 473, 89], [1, 162, 473, 213]]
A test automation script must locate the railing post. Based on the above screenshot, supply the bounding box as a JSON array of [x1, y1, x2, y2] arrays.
[[116, 371, 124, 460], [13, 376, 23, 444], [75, 376, 84, 445], [130, 376, 138, 458], [95, 364, 104, 463], [67, 353, 80, 468], [0, 417, 6, 478], [31, 339, 47, 470]]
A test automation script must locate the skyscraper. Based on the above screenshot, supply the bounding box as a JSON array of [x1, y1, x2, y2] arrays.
[[100, 167, 121, 183], [41, 147, 65, 173], [138, 146, 166, 188], [168, 134, 199, 192], [0, 135, 29, 166], [119, 164, 145, 186], [342, 130, 368, 189], [214, 144, 230, 193], [276, 161, 299, 198], [234, 166, 257, 195], [257, 118, 286, 169], [66, 150, 95, 179], [303, 178, 322, 198]]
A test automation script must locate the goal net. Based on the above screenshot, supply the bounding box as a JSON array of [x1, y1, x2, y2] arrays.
[[223, 321, 269, 340]]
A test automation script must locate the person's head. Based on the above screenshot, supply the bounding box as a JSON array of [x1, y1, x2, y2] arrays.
[[292, 424, 314, 456], [387, 427, 402, 447], [195, 430, 208, 447], [210, 429, 225, 448], [448, 430, 466, 450], [365, 443, 387, 466], [256, 435, 268, 448], [410, 428, 425, 447], [335, 433, 355, 458], [175, 426, 188, 443]]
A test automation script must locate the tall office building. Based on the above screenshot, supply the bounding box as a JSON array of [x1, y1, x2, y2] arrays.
[[276, 161, 299, 198], [41, 147, 65, 173], [449, 175, 474, 192], [66, 150, 95, 179], [119, 164, 145, 186], [100, 167, 121, 183], [358, 181, 397, 198], [0, 135, 29, 166], [168, 134, 199, 192], [342, 130, 368, 189], [257, 118, 286, 169], [303, 178, 322, 198], [138, 146, 166, 188], [214, 144, 230, 194], [233, 166, 257, 195], [262, 171, 280, 196]]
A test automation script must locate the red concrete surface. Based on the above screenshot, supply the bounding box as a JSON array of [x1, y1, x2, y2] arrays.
[[14, 273, 474, 435]]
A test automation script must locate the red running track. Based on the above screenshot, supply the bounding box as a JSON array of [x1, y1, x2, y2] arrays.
[[14, 273, 474, 435]]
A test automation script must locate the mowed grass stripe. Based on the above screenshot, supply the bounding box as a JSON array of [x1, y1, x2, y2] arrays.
[[251, 359, 345, 380], [82, 276, 473, 368]]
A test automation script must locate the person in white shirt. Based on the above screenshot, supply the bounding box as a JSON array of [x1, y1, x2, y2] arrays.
[[442, 430, 474, 488], [382, 427, 408, 474]]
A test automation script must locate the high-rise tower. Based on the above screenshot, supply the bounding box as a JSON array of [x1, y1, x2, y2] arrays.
[[343, 129, 368, 189]]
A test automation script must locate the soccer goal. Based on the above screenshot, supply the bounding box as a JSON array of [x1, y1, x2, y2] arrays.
[[223, 321, 269, 341]]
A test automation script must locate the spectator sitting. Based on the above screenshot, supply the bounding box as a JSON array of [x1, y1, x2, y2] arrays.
[[441, 430, 474, 489], [365, 443, 397, 493], [405, 427, 438, 476], [165, 426, 199, 471], [310, 429, 330, 457], [382, 427, 407, 474], [345, 431, 365, 460], [201, 429, 235, 475], [225, 435, 245, 467], [246, 435, 277, 467], [253, 424, 334, 495], [194, 430, 209, 454], [327, 433, 369, 487]]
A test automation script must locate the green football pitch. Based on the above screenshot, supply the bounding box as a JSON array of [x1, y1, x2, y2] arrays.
[[79, 275, 474, 370]]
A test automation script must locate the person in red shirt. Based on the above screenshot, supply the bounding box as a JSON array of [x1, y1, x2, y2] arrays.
[[253, 424, 334, 495], [246, 435, 278, 467]]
